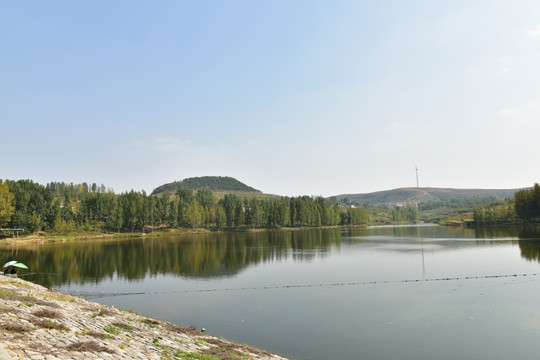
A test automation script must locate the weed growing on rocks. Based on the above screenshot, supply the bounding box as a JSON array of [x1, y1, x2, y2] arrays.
[[112, 321, 133, 331], [142, 318, 160, 328], [86, 331, 109, 339], [103, 325, 121, 335], [204, 338, 271, 358], [33, 319, 69, 331], [32, 309, 60, 318], [163, 323, 201, 336], [173, 350, 221, 360], [0, 322, 31, 333], [65, 341, 115, 354]]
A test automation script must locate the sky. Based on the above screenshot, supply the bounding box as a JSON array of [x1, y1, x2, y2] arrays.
[[2, 0, 540, 197]]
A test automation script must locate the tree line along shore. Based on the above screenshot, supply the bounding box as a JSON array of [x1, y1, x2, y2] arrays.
[[0, 180, 368, 238], [472, 183, 540, 225], [1, 179, 538, 240]]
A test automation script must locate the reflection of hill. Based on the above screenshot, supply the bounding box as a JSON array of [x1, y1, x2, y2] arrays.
[[0, 229, 341, 288], [342, 225, 524, 254], [344, 225, 481, 241], [474, 226, 523, 239]]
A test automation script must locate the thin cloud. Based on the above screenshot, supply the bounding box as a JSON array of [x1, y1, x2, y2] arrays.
[[130, 139, 146, 148], [497, 102, 540, 126], [498, 108, 522, 117], [527, 102, 540, 110], [388, 122, 405, 131], [529, 24, 540, 37], [154, 138, 191, 153]]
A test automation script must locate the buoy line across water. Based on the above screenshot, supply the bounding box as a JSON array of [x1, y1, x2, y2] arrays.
[[66, 272, 540, 299]]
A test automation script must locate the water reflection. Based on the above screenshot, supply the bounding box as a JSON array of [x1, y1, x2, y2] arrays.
[[0, 228, 342, 288], [3, 226, 540, 289], [516, 226, 540, 262], [4, 225, 540, 360], [474, 225, 522, 239]]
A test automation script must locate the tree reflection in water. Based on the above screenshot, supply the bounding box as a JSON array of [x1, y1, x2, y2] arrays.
[[0, 229, 342, 288], [3, 226, 540, 289]]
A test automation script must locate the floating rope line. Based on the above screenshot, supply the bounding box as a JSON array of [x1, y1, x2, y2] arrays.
[[68, 273, 540, 299], [19, 272, 62, 277]]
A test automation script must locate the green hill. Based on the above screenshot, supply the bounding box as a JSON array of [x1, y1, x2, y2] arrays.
[[152, 176, 261, 195], [330, 187, 523, 206]]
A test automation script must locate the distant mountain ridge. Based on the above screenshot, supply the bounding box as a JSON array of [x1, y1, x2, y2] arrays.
[[152, 176, 261, 195], [153, 177, 524, 205], [329, 187, 523, 206]]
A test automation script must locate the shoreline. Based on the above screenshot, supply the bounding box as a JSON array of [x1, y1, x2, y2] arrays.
[[0, 276, 288, 360], [0, 225, 355, 247]]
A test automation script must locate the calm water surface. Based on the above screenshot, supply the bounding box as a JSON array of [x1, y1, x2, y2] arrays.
[[3, 225, 540, 360]]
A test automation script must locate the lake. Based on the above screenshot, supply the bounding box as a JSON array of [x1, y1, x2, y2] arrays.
[[3, 225, 540, 360]]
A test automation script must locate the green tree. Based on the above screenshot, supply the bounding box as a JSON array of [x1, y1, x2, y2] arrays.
[[177, 189, 194, 227], [168, 195, 179, 227], [196, 190, 215, 209], [0, 180, 15, 227], [187, 199, 203, 229], [156, 195, 169, 226], [246, 196, 263, 228], [122, 191, 139, 232], [391, 204, 418, 223], [348, 207, 369, 225], [275, 200, 290, 227], [215, 205, 226, 229], [515, 184, 540, 220], [220, 194, 241, 229], [108, 196, 124, 232], [7, 180, 54, 231]]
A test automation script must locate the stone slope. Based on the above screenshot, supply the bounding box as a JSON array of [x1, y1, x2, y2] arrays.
[[0, 276, 287, 360]]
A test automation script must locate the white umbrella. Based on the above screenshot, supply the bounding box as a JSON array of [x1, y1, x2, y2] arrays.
[[3, 260, 17, 268]]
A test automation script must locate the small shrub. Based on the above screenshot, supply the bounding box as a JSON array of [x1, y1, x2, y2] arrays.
[[103, 325, 120, 335]]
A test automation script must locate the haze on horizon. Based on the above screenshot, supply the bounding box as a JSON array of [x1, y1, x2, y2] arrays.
[[2, 1, 540, 197]]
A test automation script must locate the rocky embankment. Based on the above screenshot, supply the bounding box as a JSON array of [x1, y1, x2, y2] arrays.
[[0, 277, 288, 360]]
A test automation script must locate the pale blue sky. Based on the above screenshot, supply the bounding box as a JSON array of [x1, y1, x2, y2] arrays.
[[2, 1, 540, 196]]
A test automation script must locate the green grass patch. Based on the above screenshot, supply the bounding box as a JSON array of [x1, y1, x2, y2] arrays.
[[141, 318, 159, 328], [112, 321, 133, 331], [173, 351, 221, 360], [92, 310, 105, 318], [103, 325, 120, 335]]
